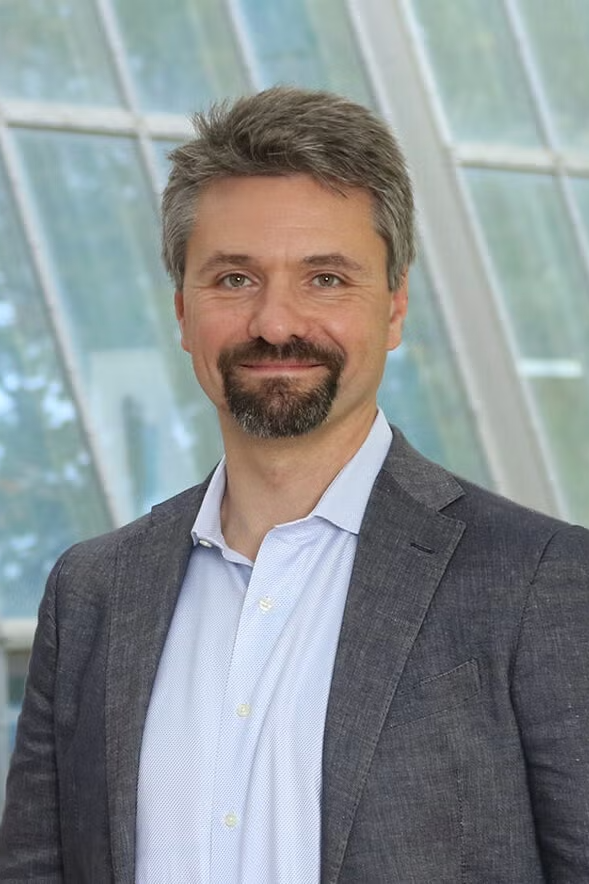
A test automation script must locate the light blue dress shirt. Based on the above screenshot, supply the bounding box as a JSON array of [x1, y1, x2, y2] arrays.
[[136, 411, 392, 884]]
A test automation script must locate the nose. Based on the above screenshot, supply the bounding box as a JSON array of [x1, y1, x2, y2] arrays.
[[246, 282, 311, 345]]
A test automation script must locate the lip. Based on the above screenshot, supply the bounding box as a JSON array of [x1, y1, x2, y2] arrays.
[[239, 362, 324, 373]]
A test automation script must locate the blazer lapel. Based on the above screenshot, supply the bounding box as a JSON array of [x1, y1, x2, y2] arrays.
[[321, 433, 465, 883], [105, 485, 207, 883]]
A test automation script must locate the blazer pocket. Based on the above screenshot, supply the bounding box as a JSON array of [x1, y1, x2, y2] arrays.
[[387, 658, 481, 729]]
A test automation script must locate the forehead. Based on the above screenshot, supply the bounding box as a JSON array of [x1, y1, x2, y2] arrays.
[[186, 174, 386, 268]]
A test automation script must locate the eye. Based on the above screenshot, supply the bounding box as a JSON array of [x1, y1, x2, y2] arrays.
[[312, 273, 343, 288], [220, 273, 253, 289]]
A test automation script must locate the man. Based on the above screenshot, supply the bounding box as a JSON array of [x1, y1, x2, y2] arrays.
[[1, 86, 588, 883]]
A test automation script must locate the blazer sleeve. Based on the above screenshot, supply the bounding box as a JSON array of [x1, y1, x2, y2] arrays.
[[0, 554, 65, 882], [511, 524, 589, 882]]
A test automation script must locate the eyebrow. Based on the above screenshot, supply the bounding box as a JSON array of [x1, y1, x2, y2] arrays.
[[196, 251, 366, 275], [302, 253, 365, 272], [197, 252, 252, 274]]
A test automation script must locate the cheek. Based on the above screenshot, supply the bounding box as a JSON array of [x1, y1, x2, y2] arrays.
[[190, 314, 248, 377], [332, 314, 391, 357], [185, 307, 226, 349], [334, 321, 392, 388]]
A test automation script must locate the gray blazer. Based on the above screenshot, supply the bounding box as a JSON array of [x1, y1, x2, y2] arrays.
[[1, 428, 589, 883]]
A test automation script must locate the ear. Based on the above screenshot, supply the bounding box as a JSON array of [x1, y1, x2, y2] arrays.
[[387, 271, 409, 351], [174, 290, 191, 353]]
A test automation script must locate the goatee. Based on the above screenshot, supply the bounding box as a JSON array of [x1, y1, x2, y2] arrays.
[[218, 338, 345, 438]]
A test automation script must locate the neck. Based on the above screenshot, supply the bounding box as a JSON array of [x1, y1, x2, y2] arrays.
[[219, 406, 377, 560]]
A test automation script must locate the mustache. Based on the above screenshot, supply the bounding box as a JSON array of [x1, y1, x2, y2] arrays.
[[218, 338, 345, 371]]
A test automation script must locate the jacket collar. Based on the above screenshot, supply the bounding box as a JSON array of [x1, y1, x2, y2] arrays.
[[105, 482, 209, 882], [321, 428, 465, 882]]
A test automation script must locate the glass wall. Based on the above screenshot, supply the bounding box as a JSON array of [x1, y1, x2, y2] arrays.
[[379, 255, 490, 483], [409, 0, 589, 524], [0, 159, 111, 617]]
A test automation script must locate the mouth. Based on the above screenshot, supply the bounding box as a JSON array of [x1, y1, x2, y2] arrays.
[[218, 339, 345, 385], [238, 361, 325, 374]]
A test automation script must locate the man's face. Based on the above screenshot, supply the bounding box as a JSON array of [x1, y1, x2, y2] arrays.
[[175, 174, 407, 439]]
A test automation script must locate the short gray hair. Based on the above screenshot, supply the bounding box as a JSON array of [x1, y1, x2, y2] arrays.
[[162, 86, 415, 291]]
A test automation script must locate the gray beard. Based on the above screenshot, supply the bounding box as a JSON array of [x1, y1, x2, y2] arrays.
[[218, 339, 344, 439]]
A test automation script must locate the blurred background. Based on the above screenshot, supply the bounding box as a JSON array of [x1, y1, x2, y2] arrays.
[[0, 0, 588, 797]]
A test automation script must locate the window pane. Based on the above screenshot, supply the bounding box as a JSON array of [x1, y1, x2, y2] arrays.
[[379, 257, 492, 487], [410, 0, 541, 146], [0, 0, 122, 105], [466, 169, 589, 523], [16, 130, 222, 525], [466, 171, 589, 358], [0, 160, 111, 618], [517, 0, 589, 151], [236, 0, 374, 104], [571, 177, 589, 240], [112, 0, 249, 113]]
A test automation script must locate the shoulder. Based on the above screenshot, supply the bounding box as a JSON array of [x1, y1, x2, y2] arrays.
[[72, 482, 206, 553], [450, 473, 563, 535], [448, 473, 588, 560], [46, 481, 209, 605], [450, 476, 589, 585], [383, 425, 588, 576]]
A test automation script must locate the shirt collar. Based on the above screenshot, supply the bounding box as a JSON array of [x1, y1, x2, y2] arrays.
[[312, 408, 391, 534], [191, 456, 230, 550], [191, 409, 392, 548]]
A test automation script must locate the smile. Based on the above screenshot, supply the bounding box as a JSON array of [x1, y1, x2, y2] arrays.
[[238, 362, 324, 373]]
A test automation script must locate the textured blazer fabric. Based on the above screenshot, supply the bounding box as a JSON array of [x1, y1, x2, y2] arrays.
[[1, 427, 589, 883]]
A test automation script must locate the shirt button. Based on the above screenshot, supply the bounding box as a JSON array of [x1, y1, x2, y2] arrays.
[[198, 539, 213, 548], [259, 596, 274, 612], [224, 812, 238, 828], [236, 702, 251, 718]]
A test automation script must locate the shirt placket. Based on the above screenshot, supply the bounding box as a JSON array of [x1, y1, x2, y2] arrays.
[[209, 527, 308, 883]]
